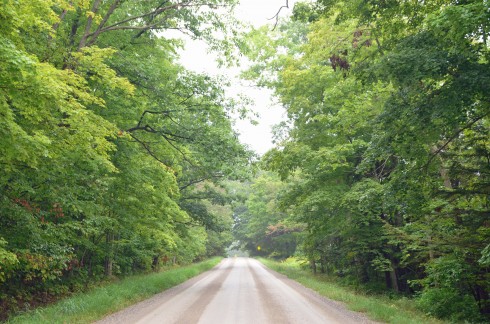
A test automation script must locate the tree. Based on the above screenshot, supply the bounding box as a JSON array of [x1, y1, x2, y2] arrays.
[[231, 172, 300, 258], [0, 0, 250, 318], [243, 0, 489, 319]]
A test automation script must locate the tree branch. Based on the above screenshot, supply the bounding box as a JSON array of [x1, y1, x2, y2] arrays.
[[132, 105, 201, 130], [132, 0, 174, 40], [85, 0, 227, 41], [268, 0, 289, 31], [128, 125, 195, 166], [78, 0, 102, 50], [126, 124, 193, 141], [425, 113, 490, 169], [93, 1, 189, 35], [129, 134, 173, 168], [52, 7, 70, 32], [178, 174, 224, 191], [85, 0, 124, 47]]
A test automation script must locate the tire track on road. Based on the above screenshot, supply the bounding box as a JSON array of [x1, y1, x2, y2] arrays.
[[97, 258, 376, 324], [248, 259, 291, 324], [174, 258, 235, 323]]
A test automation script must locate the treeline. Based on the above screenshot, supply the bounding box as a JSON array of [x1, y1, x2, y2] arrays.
[[236, 0, 490, 322], [0, 0, 249, 318]]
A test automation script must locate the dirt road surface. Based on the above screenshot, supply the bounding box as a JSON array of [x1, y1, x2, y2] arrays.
[[96, 257, 375, 324]]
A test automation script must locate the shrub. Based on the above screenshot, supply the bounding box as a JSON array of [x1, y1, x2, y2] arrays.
[[416, 287, 482, 322]]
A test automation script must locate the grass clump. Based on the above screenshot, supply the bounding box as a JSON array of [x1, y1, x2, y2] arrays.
[[259, 257, 443, 324], [8, 257, 222, 324]]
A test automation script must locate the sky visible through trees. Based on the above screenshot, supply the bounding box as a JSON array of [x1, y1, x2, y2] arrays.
[[175, 0, 298, 155]]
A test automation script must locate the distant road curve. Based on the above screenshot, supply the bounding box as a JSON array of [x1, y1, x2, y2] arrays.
[[97, 257, 375, 324]]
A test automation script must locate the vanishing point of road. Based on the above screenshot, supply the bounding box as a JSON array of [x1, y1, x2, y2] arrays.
[[97, 257, 375, 324]]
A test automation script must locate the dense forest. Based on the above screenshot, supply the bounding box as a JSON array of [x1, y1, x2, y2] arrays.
[[234, 0, 490, 322], [0, 0, 252, 318], [1, 0, 489, 322]]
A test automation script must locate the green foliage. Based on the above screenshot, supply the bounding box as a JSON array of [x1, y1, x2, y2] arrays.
[[416, 288, 481, 322], [480, 244, 490, 266], [242, 0, 490, 320], [415, 255, 486, 322], [231, 172, 300, 258], [8, 257, 222, 324], [0, 238, 18, 284], [0, 0, 249, 319]]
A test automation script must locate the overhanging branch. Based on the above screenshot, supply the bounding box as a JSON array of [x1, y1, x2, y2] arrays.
[[268, 0, 289, 30], [425, 113, 490, 169], [178, 173, 224, 191]]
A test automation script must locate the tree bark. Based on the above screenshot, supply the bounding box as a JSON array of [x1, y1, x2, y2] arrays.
[[389, 261, 399, 292], [86, 0, 123, 47], [78, 0, 103, 50], [310, 259, 317, 274], [105, 231, 114, 277]]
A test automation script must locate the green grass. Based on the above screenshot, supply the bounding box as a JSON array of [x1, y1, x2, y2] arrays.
[[7, 257, 222, 324], [259, 258, 444, 324]]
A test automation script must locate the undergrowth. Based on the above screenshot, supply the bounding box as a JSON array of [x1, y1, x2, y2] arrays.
[[7, 257, 222, 324]]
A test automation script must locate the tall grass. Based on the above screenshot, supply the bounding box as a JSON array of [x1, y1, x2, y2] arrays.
[[259, 258, 444, 324], [7, 257, 222, 324]]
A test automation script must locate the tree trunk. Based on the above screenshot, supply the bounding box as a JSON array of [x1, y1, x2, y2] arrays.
[[425, 146, 455, 261], [389, 268, 399, 292], [78, 0, 103, 50], [105, 232, 114, 277], [320, 256, 326, 273], [310, 259, 317, 274], [385, 271, 392, 289], [474, 284, 490, 316], [359, 262, 369, 283], [86, 0, 123, 47], [152, 256, 159, 270], [385, 260, 400, 292]]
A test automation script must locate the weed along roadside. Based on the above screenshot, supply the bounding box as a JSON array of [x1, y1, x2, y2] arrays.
[[6, 258, 222, 324], [258, 258, 444, 324]]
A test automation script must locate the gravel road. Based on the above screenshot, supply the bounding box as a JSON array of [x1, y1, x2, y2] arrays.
[[96, 257, 376, 324]]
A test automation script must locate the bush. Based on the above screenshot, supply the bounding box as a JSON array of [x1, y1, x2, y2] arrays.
[[416, 287, 482, 322]]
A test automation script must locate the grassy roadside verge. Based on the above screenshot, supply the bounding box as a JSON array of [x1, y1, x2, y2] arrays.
[[7, 257, 222, 324], [259, 258, 444, 324]]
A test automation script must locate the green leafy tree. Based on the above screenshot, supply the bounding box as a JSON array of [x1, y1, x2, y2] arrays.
[[243, 0, 490, 319], [232, 172, 300, 258], [0, 0, 250, 318]]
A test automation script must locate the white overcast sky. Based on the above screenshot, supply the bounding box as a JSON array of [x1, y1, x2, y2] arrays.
[[175, 0, 297, 155]]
